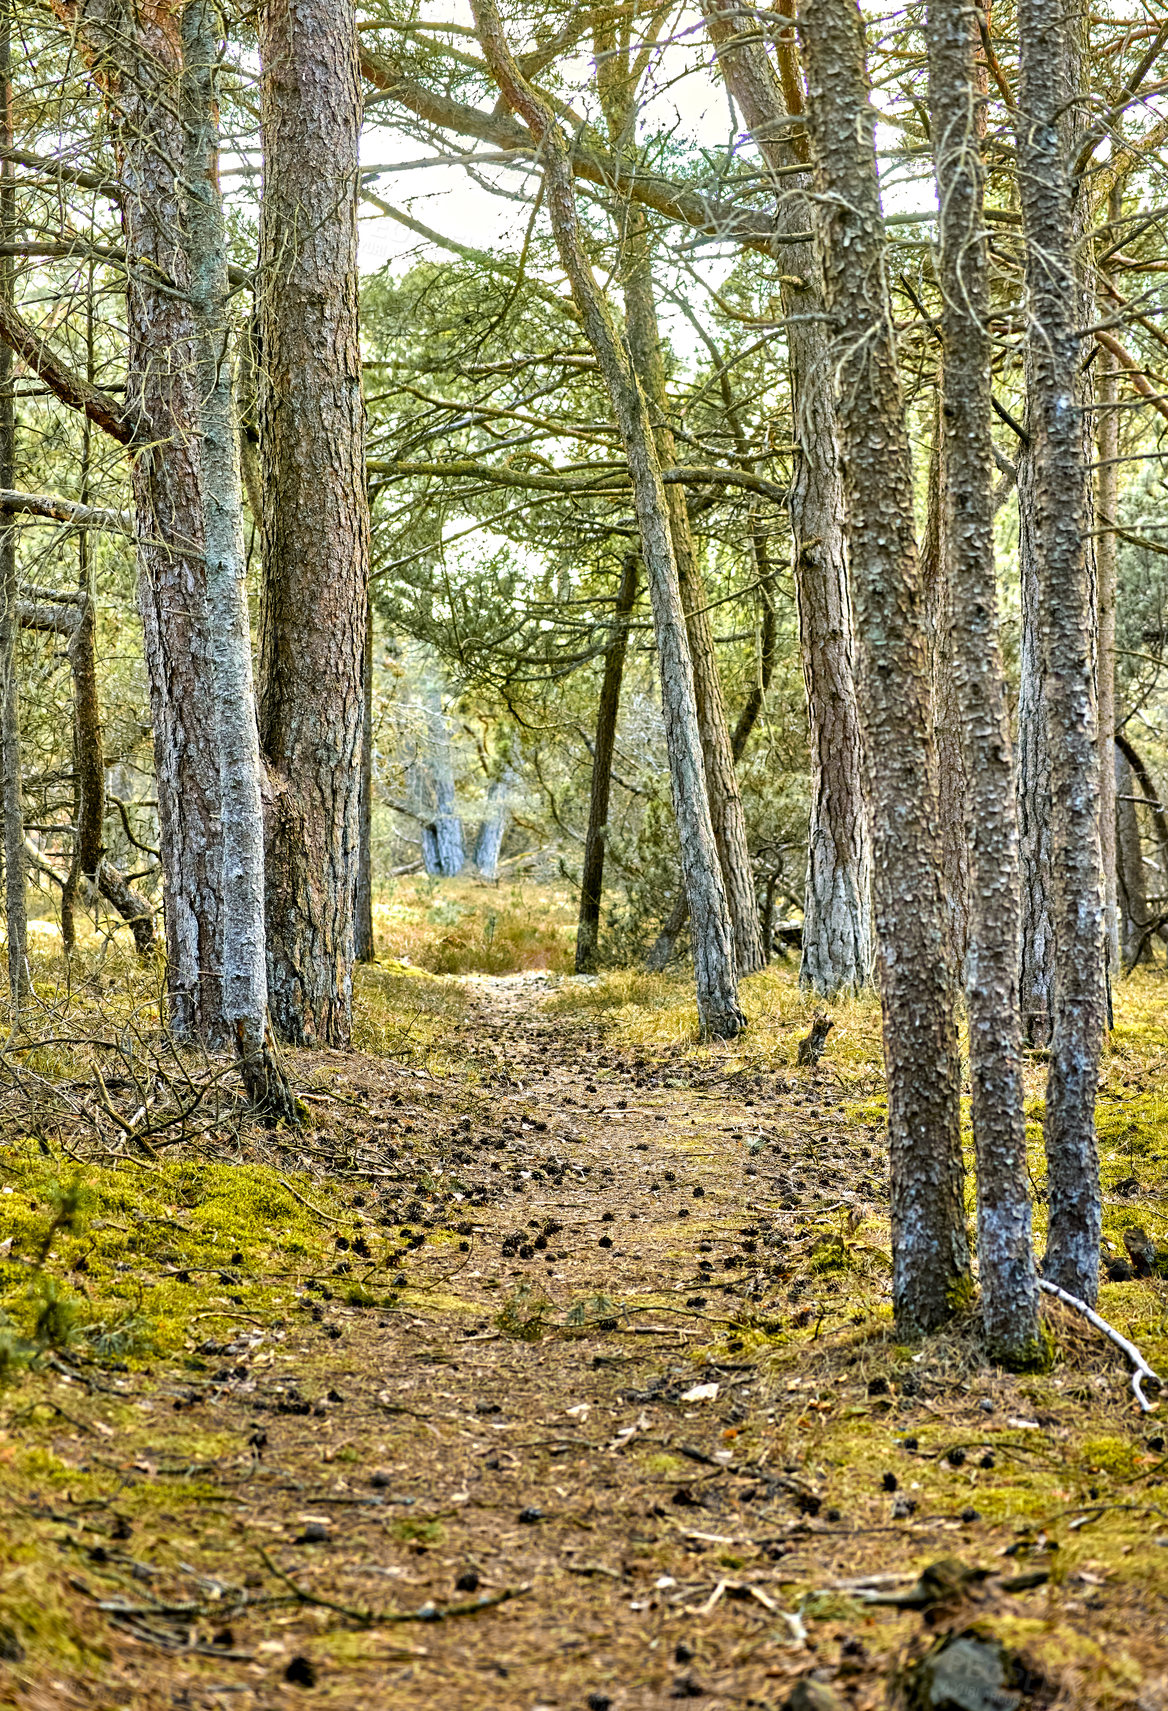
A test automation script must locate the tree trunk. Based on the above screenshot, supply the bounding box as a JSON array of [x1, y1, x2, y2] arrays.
[[1015, 446, 1055, 1045], [703, 0, 871, 997], [619, 222, 765, 978], [0, 0, 24, 1010], [921, 395, 971, 979], [1014, 0, 1106, 1303], [577, 553, 638, 972], [84, 0, 228, 1043], [474, 0, 743, 1039], [1096, 192, 1121, 976], [800, 0, 970, 1334], [183, 0, 293, 1117], [928, 0, 1040, 1365], [474, 775, 512, 883], [1115, 746, 1151, 965], [258, 0, 369, 1046], [355, 592, 375, 962]]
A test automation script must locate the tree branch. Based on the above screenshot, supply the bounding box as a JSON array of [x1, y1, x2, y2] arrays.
[[0, 488, 132, 532], [0, 297, 134, 444]]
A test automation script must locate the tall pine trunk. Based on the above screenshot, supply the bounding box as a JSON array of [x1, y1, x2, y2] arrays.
[[474, 0, 743, 1039], [800, 0, 970, 1333], [703, 0, 871, 996], [1015, 0, 1106, 1303], [577, 553, 638, 973], [928, 0, 1041, 1364], [91, 0, 230, 1042], [0, 4, 23, 1010], [182, 0, 292, 1114], [355, 593, 375, 963], [259, 0, 369, 1046]]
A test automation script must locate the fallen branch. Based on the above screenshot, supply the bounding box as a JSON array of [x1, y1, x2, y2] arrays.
[[1038, 1278, 1163, 1411], [258, 1548, 528, 1625]]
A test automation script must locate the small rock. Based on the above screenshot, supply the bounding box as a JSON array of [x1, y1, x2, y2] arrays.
[[782, 1683, 845, 1711], [518, 1506, 542, 1524], [978, 1398, 994, 1414], [284, 1655, 317, 1688], [895, 1633, 1025, 1711], [294, 1523, 329, 1545]]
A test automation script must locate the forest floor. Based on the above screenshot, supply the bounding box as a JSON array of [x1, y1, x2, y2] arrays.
[[1, 909, 1168, 1710]]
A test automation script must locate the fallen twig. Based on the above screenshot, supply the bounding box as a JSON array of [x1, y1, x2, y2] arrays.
[[1039, 1279, 1163, 1411], [258, 1548, 528, 1625], [276, 1176, 346, 1226]]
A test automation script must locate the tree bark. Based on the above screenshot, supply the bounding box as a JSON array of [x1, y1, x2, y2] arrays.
[[800, 0, 970, 1334], [577, 553, 638, 973], [1016, 445, 1055, 1046], [1096, 190, 1122, 977], [928, 0, 1041, 1365], [0, 2, 24, 1010], [617, 218, 764, 978], [1014, 0, 1106, 1303], [183, 0, 293, 1117], [474, 774, 512, 883], [258, 0, 369, 1046], [473, 0, 743, 1039], [77, 0, 230, 1041], [703, 0, 871, 997], [1115, 746, 1151, 965], [355, 592, 375, 962], [921, 396, 971, 979]]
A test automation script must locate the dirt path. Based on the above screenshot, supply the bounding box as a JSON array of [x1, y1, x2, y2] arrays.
[[4, 973, 1166, 1710]]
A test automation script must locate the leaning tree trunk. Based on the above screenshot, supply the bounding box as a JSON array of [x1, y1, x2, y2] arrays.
[[577, 553, 638, 972], [0, 5, 25, 1010], [800, 0, 970, 1333], [928, 0, 1041, 1365], [703, 0, 871, 996], [1015, 0, 1106, 1303], [258, 0, 369, 1046], [474, 0, 743, 1039], [620, 219, 765, 978], [182, 0, 294, 1116]]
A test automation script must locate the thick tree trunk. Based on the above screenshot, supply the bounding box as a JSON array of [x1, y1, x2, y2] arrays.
[[0, 4, 25, 1009], [1014, 0, 1106, 1303], [928, 0, 1041, 1365], [800, 0, 970, 1334], [183, 0, 292, 1117], [703, 0, 871, 997], [355, 593, 375, 962], [921, 399, 971, 978], [87, 0, 228, 1042], [619, 224, 764, 978], [258, 0, 368, 1046], [474, 0, 743, 1039], [577, 553, 638, 972]]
